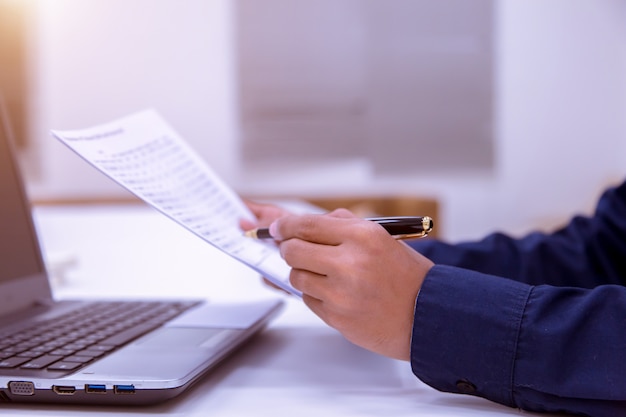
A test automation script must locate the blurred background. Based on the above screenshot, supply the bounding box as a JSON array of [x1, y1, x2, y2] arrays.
[[1, 0, 625, 242]]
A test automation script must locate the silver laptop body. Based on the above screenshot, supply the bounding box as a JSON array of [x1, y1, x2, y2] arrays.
[[0, 108, 283, 405]]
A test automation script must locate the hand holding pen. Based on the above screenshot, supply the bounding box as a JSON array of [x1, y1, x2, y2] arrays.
[[256, 208, 435, 360]]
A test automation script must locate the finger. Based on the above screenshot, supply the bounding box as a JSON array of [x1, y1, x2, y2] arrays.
[[261, 277, 292, 295], [279, 238, 340, 276], [239, 218, 257, 231], [300, 294, 344, 333], [289, 268, 329, 300], [244, 199, 290, 227], [270, 213, 362, 245], [301, 294, 323, 318], [245, 200, 269, 218], [301, 294, 326, 318], [327, 208, 357, 219]]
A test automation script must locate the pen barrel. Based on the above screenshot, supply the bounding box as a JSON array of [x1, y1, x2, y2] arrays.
[[246, 216, 434, 240], [254, 228, 273, 239], [368, 216, 433, 239]]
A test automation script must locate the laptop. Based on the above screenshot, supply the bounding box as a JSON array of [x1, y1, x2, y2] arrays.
[[0, 108, 284, 405]]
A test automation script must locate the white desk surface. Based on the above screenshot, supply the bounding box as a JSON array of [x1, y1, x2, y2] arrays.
[[3, 204, 548, 416]]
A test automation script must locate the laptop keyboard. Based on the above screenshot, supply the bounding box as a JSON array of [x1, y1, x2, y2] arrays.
[[0, 300, 199, 374]]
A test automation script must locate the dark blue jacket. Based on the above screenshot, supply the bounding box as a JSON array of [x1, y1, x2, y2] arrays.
[[408, 180, 626, 416]]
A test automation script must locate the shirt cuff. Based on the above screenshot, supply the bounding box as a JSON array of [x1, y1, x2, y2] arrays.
[[411, 264, 532, 407]]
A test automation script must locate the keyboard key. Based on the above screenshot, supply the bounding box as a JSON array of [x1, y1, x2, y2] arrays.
[[21, 355, 61, 369], [88, 344, 115, 353], [49, 348, 77, 356], [16, 350, 44, 358], [1, 346, 27, 355], [73, 349, 105, 359], [0, 352, 14, 360], [0, 357, 30, 368], [47, 361, 83, 371], [62, 355, 94, 363], [98, 323, 159, 347]]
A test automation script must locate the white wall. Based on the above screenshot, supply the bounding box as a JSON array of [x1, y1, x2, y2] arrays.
[[25, 0, 239, 197], [23, 0, 626, 242]]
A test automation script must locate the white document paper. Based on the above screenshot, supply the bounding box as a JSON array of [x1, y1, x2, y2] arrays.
[[51, 109, 299, 297]]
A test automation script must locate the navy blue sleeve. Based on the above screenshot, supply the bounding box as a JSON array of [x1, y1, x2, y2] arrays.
[[411, 266, 626, 416], [408, 180, 626, 288], [408, 180, 626, 416]]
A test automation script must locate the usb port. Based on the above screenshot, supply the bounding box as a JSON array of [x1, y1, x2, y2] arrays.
[[113, 384, 136, 394], [85, 384, 107, 394]]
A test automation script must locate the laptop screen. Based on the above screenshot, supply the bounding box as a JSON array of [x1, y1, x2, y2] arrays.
[[0, 112, 46, 285]]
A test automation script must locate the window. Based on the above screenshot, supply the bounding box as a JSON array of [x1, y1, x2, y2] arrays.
[[235, 0, 494, 174]]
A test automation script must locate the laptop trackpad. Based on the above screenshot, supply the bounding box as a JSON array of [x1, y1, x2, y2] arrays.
[[135, 327, 237, 349], [78, 327, 240, 380]]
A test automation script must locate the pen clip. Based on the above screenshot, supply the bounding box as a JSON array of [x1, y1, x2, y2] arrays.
[[392, 231, 430, 240]]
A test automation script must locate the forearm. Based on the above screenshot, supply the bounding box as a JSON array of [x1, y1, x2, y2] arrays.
[[411, 265, 626, 416], [408, 227, 607, 287], [408, 183, 626, 287]]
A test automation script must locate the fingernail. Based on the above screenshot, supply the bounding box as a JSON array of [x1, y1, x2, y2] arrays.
[[269, 220, 282, 240]]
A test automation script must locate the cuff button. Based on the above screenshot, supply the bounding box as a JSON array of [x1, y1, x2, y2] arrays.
[[456, 379, 477, 394]]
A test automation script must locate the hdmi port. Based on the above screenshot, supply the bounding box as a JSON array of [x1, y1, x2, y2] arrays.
[[53, 385, 76, 395]]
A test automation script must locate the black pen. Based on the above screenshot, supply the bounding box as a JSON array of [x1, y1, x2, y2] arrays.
[[244, 216, 433, 240]]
